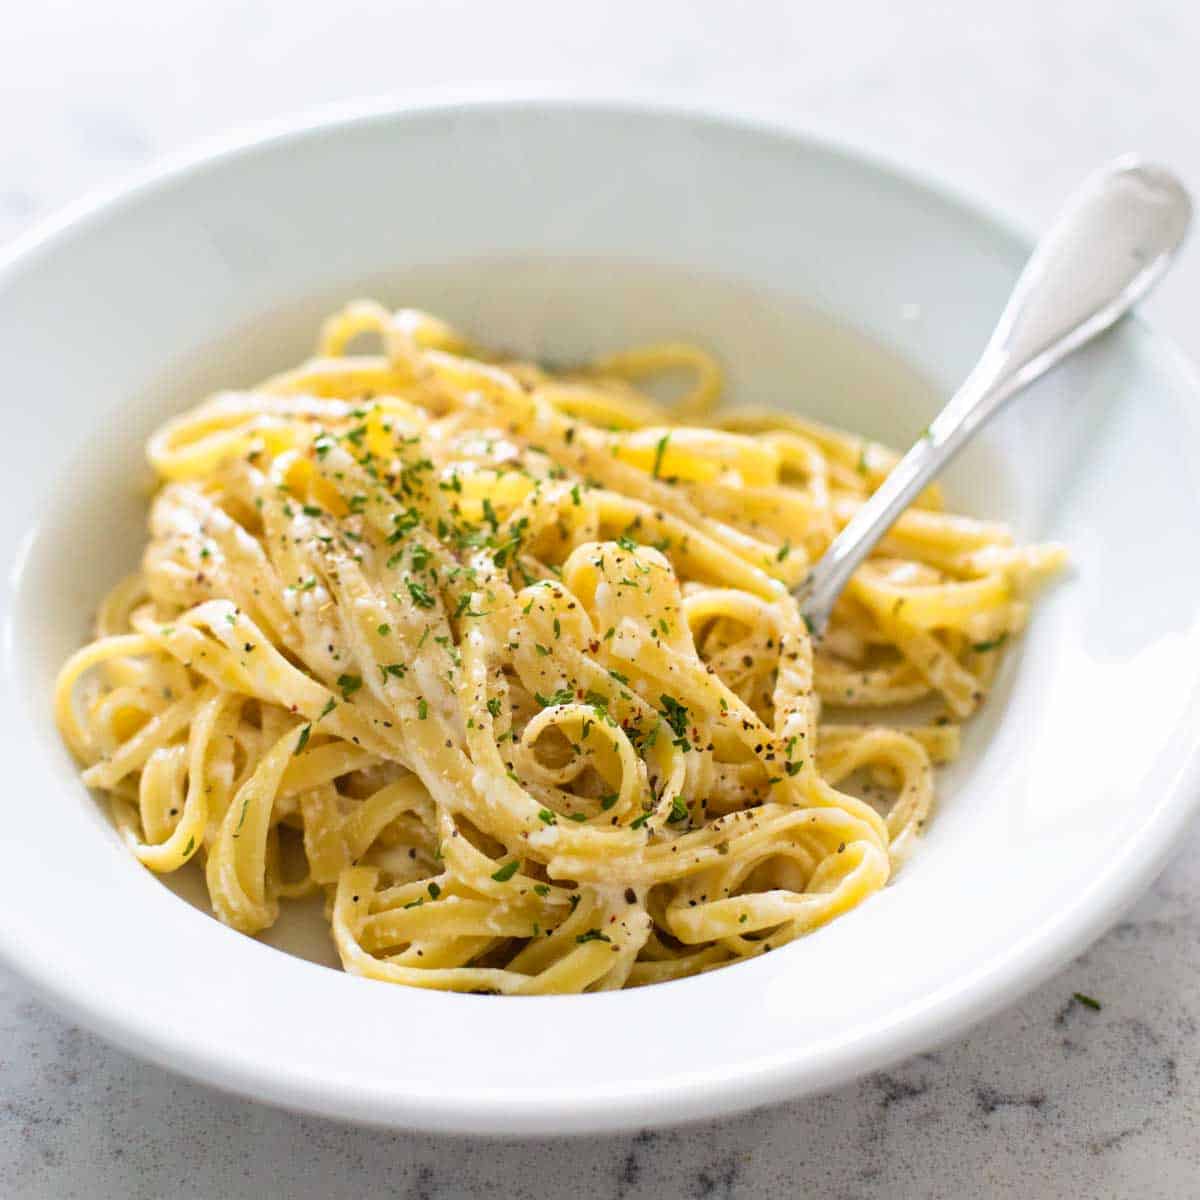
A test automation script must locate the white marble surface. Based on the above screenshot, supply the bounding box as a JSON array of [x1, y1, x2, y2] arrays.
[[4, 2, 1200, 1195]]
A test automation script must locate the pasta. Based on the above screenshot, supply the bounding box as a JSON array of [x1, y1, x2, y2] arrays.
[[55, 302, 1063, 994]]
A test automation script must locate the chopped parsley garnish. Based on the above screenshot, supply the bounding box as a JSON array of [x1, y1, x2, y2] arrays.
[[417, 698, 429, 720], [537, 809, 557, 825], [491, 860, 520, 882], [667, 796, 689, 823], [1073, 992, 1102, 1011], [599, 793, 619, 810], [481, 497, 499, 531], [381, 663, 406, 680], [390, 507, 421, 539], [576, 929, 611, 944], [294, 725, 311, 755], [971, 634, 1009, 654], [377, 623, 391, 636], [608, 668, 629, 685], [534, 687, 574, 708], [301, 504, 323, 517], [616, 534, 638, 551], [659, 694, 689, 738], [319, 697, 336, 720], [630, 812, 652, 830], [427, 882, 441, 900], [785, 760, 804, 776], [406, 579, 436, 608], [336, 674, 362, 700], [776, 540, 791, 562], [651, 433, 670, 479], [533, 883, 550, 897], [486, 697, 502, 719], [410, 544, 431, 571]]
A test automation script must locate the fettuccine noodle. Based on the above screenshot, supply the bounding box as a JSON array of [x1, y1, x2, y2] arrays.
[[55, 302, 1063, 993]]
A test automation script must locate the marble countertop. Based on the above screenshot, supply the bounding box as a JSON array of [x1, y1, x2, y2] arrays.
[[4, 2, 1200, 1195]]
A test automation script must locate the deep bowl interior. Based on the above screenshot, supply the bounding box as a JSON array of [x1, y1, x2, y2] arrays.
[[3, 99, 1200, 1135]]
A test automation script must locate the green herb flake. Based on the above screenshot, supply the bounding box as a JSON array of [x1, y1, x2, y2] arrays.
[[294, 725, 312, 755], [1073, 992, 1102, 1011], [481, 497, 499, 532], [337, 674, 362, 700], [406, 579, 436, 609], [971, 633, 1009, 654], [667, 796, 689, 824], [576, 929, 611, 944], [491, 860, 520, 883], [659, 694, 689, 738], [651, 433, 670, 479]]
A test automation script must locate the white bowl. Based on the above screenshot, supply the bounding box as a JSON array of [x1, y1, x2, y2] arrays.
[[3, 97, 1200, 1137]]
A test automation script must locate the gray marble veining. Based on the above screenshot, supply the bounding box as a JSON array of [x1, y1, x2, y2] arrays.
[[4, 1, 1200, 1195]]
